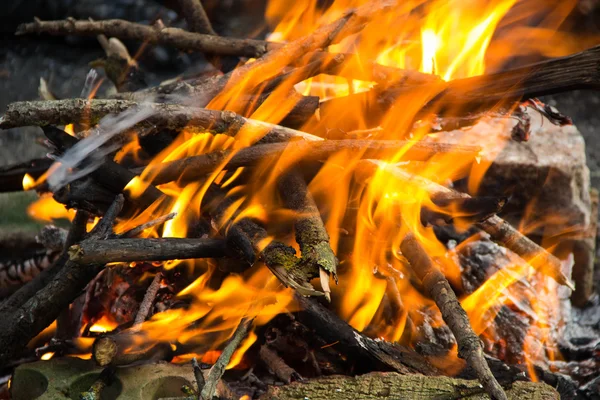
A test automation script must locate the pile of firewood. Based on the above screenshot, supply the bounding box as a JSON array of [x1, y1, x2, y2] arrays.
[[1, 0, 600, 399]]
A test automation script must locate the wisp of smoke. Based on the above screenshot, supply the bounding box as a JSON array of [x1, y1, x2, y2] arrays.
[[47, 101, 154, 191]]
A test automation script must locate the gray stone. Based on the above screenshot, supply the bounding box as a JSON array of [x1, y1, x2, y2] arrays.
[[434, 110, 591, 238], [10, 357, 228, 400]]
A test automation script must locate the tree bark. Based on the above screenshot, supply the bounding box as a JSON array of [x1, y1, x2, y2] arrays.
[[263, 372, 559, 400]]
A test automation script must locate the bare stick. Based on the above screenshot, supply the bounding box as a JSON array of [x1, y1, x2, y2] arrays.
[[119, 212, 177, 238], [200, 317, 254, 400], [177, 0, 216, 35], [278, 170, 337, 301], [0, 99, 321, 143], [354, 159, 573, 288], [17, 18, 273, 58], [144, 139, 481, 185], [400, 233, 507, 400], [69, 238, 228, 264], [131, 272, 163, 331]]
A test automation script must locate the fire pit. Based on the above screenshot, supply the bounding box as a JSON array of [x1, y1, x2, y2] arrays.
[[1, 0, 600, 399]]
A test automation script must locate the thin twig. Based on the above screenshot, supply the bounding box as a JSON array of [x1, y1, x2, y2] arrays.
[[192, 357, 206, 397], [200, 317, 254, 400], [17, 18, 272, 58], [131, 272, 163, 331], [119, 212, 177, 238], [400, 233, 507, 400]]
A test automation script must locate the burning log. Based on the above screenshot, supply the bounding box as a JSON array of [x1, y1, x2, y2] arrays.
[[92, 335, 173, 367], [68, 238, 228, 264], [16, 18, 274, 58], [278, 170, 337, 301], [0, 196, 123, 366], [400, 233, 507, 400], [355, 160, 573, 288], [143, 139, 482, 186]]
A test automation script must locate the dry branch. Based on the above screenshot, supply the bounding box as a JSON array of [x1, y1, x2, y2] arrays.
[[278, 170, 337, 301], [1, 99, 321, 143], [201, 317, 253, 400], [118, 212, 177, 238], [177, 0, 216, 35], [17, 18, 274, 58], [0, 195, 124, 367], [69, 238, 228, 264], [144, 139, 481, 185], [355, 160, 573, 288], [400, 233, 507, 400]]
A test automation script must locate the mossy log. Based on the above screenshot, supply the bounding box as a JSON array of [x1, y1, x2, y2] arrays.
[[262, 372, 559, 400]]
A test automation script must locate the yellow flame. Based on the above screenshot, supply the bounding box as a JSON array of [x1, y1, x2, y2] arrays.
[[40, 352, 54, 360], [22, 173, 35, 191]]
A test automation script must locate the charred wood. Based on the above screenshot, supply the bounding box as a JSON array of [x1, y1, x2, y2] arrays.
[[295, 294, 439, 376]]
